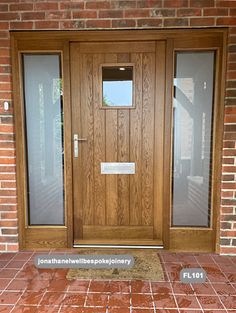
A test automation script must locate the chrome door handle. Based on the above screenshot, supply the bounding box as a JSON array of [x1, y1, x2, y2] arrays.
[[73, 134, 87, 157]]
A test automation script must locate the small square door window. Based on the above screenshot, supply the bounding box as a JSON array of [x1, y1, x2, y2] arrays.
[[102, 65, 133, 108]]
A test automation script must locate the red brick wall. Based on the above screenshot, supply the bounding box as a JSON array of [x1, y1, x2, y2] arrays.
[[0, 0, 235, 254]]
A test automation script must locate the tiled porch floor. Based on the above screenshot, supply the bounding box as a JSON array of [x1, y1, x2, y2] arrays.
[[0, 250, 235, 312]]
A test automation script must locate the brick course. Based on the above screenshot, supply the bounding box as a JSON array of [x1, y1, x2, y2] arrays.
[[0, 0, 235, 254]]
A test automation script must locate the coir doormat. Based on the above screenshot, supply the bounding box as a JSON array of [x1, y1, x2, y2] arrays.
[[66, 249, 164, 281]]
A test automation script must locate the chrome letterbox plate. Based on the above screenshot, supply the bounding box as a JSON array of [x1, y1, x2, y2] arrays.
[[101, 162, 135, 174]]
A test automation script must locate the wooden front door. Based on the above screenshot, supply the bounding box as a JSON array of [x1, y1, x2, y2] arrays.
[[70, 41, 165, 246]]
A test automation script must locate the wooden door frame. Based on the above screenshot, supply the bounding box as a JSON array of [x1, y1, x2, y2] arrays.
[[11, 28, 227, 251]]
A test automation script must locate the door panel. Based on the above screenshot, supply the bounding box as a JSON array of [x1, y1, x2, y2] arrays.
[[71, 41, 165, 245]]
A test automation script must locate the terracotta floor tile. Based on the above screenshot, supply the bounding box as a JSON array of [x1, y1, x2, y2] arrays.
[[0, 291, 22, 305], [53, 269, 69, 279], [18, 291, 44, 305], [132, 309, 155, 313], [171, 282, 194, 295], [167, 271, 181, 282], [25, 279, 50, 292], [155, 309, 178, 313], [5, 261, 26, 269], [89, 281, 110, 293], [197, 295, 224, 309], [10, 306, 38, 313], [218, 264, 236, 273], [83, 309, 106, 313], [33, 269, 55, 280], [0, 261, 8, 268], [35, 306, 60, 313], [109, 281, 130, 293], [21, 261, 34, 268], [226, 273, 236, 283], [219, 295, 236, 309], [207, 273, 228, 283], [151, 282, 172, 294], [230, 258, 236, 266], [180, 262, 199, 268], [175, 295, 201, 309], [0, 269, 18, 279], [0, 254, 15, 261], [6, 279, 28, 291], [15, 265, 38, 280], [192, 283, 216, 295], [47, 279, 70, 292], [12, 253, 33, 261], [175, 311, 202, 313], [0, 305, 14, 313], [62, 293, 86, 306], [68, 280, 90, 292], [177, 254, 197, 264], [159, 253, 181, 263], [40, 292, 65, 305], [85, 294, 108, 307], [212, 282, 236, 295], [108, 294, 130, 307], [131, 280, 151, 293], [32, 251, 53, 257], [194, 254, 214, 264], [202, 265, 222, 275], [59, 308, 83, 313], [132, 294, 153, 308], [153, 294, 176, 309], [198, 311, 226, 313], [164, 263, 183, 273], [108, 308, 130, 313], [0, 279, 11, 290], [212, 255, 233, 264], [162, 272, 169, 281]]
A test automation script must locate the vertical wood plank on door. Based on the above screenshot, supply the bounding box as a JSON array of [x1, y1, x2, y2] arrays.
[[117, 109, 130, 225], [105, 54, 118, 225], [130, 53, 142, 226], [117, 53, 130, 226], [142, 53, 155, 226], [93, 53, 106, 225], [81, 54, 94, 225]]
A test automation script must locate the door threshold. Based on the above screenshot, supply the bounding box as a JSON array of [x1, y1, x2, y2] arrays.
[[73, 244, 164, 249], [74, 239, 163, 245]]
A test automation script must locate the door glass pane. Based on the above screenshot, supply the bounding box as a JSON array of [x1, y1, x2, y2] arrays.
[[23, 54, 64, 225], [172, 52, 215, 227], [102, 66, 133, 107]]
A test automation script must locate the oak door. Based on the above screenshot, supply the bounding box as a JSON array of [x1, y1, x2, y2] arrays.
[[70, 41, 165, 245]]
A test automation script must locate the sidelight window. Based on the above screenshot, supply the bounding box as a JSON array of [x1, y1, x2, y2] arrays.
[[172, 52, 215, 227], [22, 54, 64, 225]]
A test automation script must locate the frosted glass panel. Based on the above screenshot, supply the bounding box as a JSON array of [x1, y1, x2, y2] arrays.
[[172, 52, 215, 227], [23, 54, 64, 225]]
